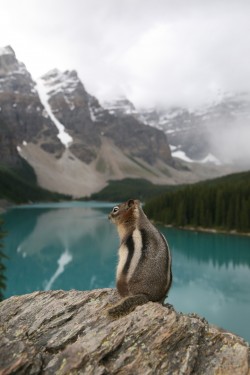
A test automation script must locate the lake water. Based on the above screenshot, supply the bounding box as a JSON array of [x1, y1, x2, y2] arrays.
[[2, 201, 250, 343]]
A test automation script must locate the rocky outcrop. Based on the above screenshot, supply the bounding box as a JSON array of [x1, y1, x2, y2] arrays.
[[39, 69, 101, 164], [103, 97, 137, 116], [0, 46, 64, 168], [100, 113, 172, 165], [0, 289, 249, 374], [40, 69, 173, 166], [137, 92, 250, 164]]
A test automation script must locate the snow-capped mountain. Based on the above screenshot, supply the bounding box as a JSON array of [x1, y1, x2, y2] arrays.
[[155, 93, 250, 167], [0, 46, 64, 168], [35, 68, 173, 166], [102, 97, 137, 117], [0, 46, 178, 197], [104, 92, 250, 168], [1, 45, 242, 197]]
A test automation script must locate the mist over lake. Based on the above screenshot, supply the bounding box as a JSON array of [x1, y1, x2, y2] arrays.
[[2, 201, 250, 343]]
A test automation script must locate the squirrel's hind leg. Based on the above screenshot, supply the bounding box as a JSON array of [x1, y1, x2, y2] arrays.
[[107, 294, 149, 318]]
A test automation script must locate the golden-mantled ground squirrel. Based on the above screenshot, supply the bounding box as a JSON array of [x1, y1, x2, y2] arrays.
[[108, 199, 172, 317]]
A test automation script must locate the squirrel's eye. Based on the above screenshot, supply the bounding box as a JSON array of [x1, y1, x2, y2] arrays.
[[113, 206, 119, 213]]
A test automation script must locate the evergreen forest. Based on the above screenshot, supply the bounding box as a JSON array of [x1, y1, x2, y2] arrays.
[[90, 178, 173, 202], [144, 171, 250, 233]]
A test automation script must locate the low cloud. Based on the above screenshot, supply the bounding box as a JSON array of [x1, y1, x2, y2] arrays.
[[209, 120, 250, 167], [1, 0, 250, 108]]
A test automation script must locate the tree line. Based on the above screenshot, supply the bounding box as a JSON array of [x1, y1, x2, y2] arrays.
[[144, 171, 250, 233]]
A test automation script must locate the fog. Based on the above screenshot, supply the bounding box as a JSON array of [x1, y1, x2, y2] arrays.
[[209, 120, 250, 167], [1, 0, 250, 167], [1, 0, 250, 108]]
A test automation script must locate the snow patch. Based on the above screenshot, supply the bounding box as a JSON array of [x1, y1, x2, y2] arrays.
[[36, 78, 73, 148], [199, 153, 221, 165], [103, 97, 136, 116], [170, 144, 177, 151], [172, 150, 195, 163], [173, 149, 222, 165], [22, 141, 27, 146], [0, 46, 14, 56], [41, 69, 79, 96], [64, 95, 75, 111], [89, 105, 97, 121]]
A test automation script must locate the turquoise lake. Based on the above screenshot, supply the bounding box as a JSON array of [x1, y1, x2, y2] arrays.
[[2, 201, 250, 343]]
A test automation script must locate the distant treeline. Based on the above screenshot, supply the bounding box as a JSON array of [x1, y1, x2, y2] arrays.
[[90, 178, 173, 202], [144, 171, 250, 233]]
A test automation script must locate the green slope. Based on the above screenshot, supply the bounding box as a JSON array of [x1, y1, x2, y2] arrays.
[[89, 178, 175, 202]]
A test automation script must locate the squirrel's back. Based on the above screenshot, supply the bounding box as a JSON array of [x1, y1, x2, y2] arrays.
[[108, 199, 172, 317]]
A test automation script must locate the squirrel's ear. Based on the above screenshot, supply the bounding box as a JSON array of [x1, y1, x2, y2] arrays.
[[127, 199, 135, 208]]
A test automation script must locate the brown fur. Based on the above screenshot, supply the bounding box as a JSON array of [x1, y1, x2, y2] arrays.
[[116, 274, 128, 297], [108, 199, 172, 318]]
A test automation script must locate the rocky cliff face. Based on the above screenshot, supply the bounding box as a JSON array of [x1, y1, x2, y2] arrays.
[[38, 69, 101, 164], [38, 70, 172, 166], [0, 289, 249, 374], [0, 45, 236, 197], [137, 93, 250, 165], [138, 106, 210, 160], [0, 46, 175, 196], [0, 46, 64, 168], [105, 93, 250, 168]]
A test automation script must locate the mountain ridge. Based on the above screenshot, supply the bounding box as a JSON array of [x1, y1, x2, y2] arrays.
[[0, 45, 243, 197], [103, 92, 250, 168]]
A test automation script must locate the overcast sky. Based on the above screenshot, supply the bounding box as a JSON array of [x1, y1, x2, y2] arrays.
[[1, 0, 250, 108]]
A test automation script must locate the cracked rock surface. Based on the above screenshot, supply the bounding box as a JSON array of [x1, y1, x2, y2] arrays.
[[0, 289, 249, 374]]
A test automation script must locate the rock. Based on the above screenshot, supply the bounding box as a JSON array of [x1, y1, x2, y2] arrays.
[[40, 69, 173, 166], [0, 46, 64, 168], [0, 289, 249, 374]]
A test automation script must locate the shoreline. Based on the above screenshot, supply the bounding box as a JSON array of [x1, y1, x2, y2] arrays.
[[1, 200, 250, 237], [163, 223, 250, 237]]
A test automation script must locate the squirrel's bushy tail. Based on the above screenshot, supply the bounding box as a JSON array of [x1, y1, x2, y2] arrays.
[[108, 294, 149, 318]]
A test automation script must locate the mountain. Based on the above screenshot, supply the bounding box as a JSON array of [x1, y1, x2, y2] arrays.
[[102, 97, 137, 116], [0, 46, 174, 198], [139, 93, 250, 167], [104, 93, 250, 169], [0, 46, 64, 168], [0, 46, 238, 198], [36, 70, 172, 166]]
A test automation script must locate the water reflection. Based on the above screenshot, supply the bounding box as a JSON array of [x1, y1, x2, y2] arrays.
[[16, 207, 115, 257], [2, 204, 250, 342], [162, 227, 250, 340], [3, 203, 118, 297], [44, 249, 72, 290], [163, 227, 250, 267]]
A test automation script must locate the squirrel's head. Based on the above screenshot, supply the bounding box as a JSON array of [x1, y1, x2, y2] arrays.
[[108, 199, 141, 227]]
